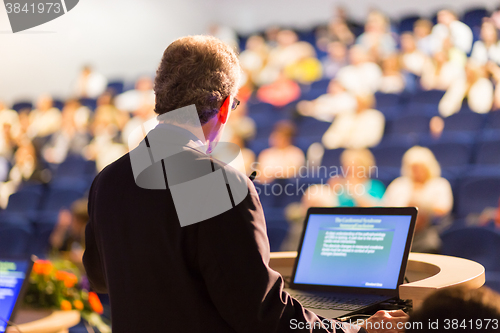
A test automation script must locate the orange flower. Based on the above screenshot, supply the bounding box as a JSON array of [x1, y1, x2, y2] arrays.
[[60, 300, 72, 311], [55, 271, 78, 288], [73, 300, 84, 311], [88, 292, 103, 314], [33, 260, 53, 275]]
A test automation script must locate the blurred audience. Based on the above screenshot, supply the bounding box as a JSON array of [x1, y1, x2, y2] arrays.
[[115, 76, 155, 113], [383, 146, 453, 253], [257, 120, 305, 183], [74, 65, 108, 99], [297, 79, 357, 122], [356, 10, 397, 61], [331, 148, 385, 207], [431, 9, 473, 54], [28, 95, 62, 139], [50, 198, 89, 269], [322, 93, 385, 149], [336, 45, 382, 94]]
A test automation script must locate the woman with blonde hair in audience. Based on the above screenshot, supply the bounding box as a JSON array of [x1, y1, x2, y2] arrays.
[[383, 146, 453, 253], [331, 148, 386, 207]]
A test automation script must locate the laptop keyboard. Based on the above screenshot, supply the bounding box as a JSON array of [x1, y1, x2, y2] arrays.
[[290, 293, 385, 311]]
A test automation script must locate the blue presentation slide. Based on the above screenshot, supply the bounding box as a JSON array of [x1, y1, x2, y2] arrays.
[[0, 260, 28, 333], [294, 214, 411, 290]]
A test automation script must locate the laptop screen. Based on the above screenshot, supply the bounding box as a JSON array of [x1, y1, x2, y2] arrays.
[[293, 211, 413, 291], [0, 259, 32, 333]]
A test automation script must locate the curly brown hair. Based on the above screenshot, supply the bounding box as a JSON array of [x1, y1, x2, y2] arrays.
[[154, 35, 240, 125]]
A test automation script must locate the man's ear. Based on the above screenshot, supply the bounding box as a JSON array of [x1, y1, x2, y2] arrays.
[[219, 97, 231, 124]]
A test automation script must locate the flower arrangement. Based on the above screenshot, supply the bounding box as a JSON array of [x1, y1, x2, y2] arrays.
[[24, 259, 110, 332]]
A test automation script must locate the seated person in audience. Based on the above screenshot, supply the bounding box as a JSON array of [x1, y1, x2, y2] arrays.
[[356, 10, 397, 62], [471, 20, 500, 66], [420, 47, 465, 91], [257, 120, 305, 183], [383, 146, 453, 253], [0, 139, 50, 208], [43, 99, 91, 164], [322, 93, 385, 149], [336, 45, 383, 95], [256, 71, 301, 107], [50, 199, 89, 270], [322, 41, 349, 79], [284, 149, 384, 250], [406, 286, 500, 333], [74, 65, 108, 99], [316, 7, 356, 51], [439, 60, 494, 117], [330, 148, 386, 207], [431, 9, 473, 55], [121, 103, 156, 150], [28, 94, 62, 138], [0, 100, 21, 159], [85, 91, 128, 169], [239, 35, 270, 87], [492, 5, 500, 30], [413, 19, 434, 56], [379, 54, 406, 94], [257, 30, 317, 85], [400, 32, 428, 76], [115, 76, 155, 113], [297, 79, 357, 122]]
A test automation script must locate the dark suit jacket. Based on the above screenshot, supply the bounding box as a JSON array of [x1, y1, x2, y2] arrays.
[[83, 125, 363, 333]]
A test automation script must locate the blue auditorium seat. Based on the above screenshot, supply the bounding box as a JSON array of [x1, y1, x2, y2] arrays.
[[443, 112, 485, 133], [410, 89, 445, 105], [40, 188, 84, 213], [12, 101, 33, 112], [5, 191, 42, 220], [247, 137, 269, 157], [462, 8, 490, 29], [486, 111, 500, 130], [52, 99, 65, 110], [456, 177, 500, 217], [427, 142, 473, 175], [295, 117, 331, 138], [475, 139, 500, 166], [0, 217, 32, 258], [107, 80, 125, 95], [321, 148, 343, 168], [388, 115, 430, 135], [310, 78, 331, 91], [441, 227, 500, 291], [371, 145, 408, 168], [272, 178, 302, 208], [79, 98, 97, 111], [375, 92, 401, 108], [398, 15, 420, 33]]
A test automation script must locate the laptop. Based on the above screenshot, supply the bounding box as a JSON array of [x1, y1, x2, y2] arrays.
[[285, 207, 417, 319], [0, 257, 34, 333]]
